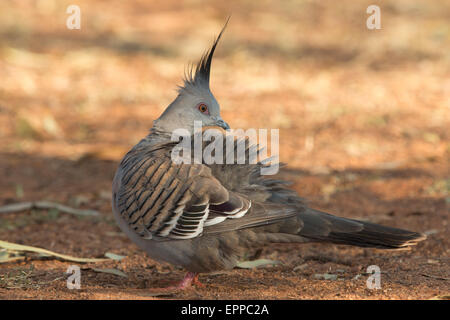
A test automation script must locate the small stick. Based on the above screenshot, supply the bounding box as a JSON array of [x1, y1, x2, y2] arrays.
[[421, 274, 450, 281], [0, 201, 99, 216]]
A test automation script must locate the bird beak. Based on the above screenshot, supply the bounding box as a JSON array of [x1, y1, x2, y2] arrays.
[[216, 119, 230, 131]]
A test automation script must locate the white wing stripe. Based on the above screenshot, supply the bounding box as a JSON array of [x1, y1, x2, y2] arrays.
[[161, 199, 251, 239]]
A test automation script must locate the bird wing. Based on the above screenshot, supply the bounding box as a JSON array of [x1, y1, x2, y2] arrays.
[[113, 141, 296, 241]]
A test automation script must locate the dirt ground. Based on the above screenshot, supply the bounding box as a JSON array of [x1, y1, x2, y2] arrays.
[[0, 0, 449, 299]]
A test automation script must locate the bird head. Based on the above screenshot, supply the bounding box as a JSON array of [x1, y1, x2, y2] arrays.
[[152, 21, 230, 135]]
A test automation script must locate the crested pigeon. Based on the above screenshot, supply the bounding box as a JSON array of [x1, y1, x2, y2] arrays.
[[112, 22, 426, 289]]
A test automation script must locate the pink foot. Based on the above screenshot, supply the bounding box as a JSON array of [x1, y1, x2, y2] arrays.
[[149, 272, 203, 293], [173, 272, 199, 289]]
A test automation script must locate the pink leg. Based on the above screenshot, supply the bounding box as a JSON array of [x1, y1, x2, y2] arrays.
[[174, 272, 197, 289], [150, 272, 203, 292]]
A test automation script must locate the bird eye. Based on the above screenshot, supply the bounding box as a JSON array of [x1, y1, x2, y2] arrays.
[[197, 103, 209, 114]]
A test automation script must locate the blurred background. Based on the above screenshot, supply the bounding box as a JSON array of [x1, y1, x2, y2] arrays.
[[0, 0, 448, 299]]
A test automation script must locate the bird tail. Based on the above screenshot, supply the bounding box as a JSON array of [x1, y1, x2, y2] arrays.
[[297, 208, 426, 250]]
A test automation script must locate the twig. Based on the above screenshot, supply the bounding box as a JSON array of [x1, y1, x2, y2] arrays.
[[0, 240, 109, 263], [421, 274, 450, 281], [0, 256, 26, 264], [0, 201, 99, 216]]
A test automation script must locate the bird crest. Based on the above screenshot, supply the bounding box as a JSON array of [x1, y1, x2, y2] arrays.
[[181, 18, 230, 92]]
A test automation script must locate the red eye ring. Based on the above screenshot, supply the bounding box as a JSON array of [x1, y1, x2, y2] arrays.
[[197, 103, 209, 114]]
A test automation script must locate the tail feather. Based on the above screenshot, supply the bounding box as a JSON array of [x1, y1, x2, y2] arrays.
[[298, 208, 426, 250]]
